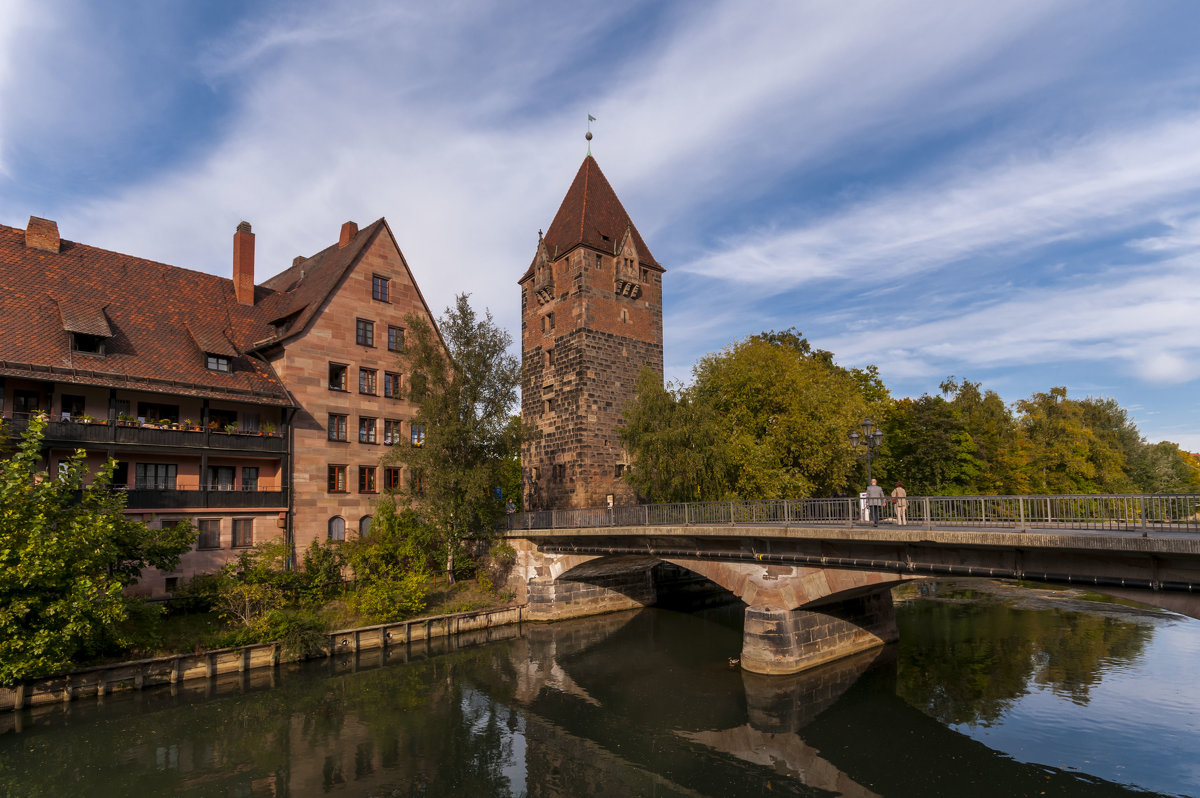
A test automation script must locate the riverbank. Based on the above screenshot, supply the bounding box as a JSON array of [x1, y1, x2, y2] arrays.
[[1, 603, 524, 721]]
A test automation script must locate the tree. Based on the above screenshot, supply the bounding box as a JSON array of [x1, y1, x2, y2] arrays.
[[621, 368, 734, 502], [385, 294, 520, 582], [0, 416, 195, 684], [622, 332, 875, 500]]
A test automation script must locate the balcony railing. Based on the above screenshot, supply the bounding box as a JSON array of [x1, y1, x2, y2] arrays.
[[4, 416, 286, 453], [122, 488, 287, 510], [511, 494, 1200, 534]]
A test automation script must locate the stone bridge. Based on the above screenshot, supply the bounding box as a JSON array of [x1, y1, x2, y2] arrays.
[[503, 497, 1200, 675]]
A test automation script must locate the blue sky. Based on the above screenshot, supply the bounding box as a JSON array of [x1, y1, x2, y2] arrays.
[[3, 1, 1200, 450]]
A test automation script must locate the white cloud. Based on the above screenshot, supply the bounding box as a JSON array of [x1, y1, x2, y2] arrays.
[[678, 112, 1200, 288]]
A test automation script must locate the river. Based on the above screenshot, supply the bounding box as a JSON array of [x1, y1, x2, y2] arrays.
[[1, 579, 1198, 797]]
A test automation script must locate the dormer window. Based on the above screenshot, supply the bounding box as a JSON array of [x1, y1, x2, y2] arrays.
[[71, 332, 106, 355], [59, 301, 112, 356], [206, 354, 231, 373]]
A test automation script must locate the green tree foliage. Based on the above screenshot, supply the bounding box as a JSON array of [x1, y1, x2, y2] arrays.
[[341, 501, 430, 623], [385, 294, 520, 582], [621, 369, 734, 502], [622, 330, 878, 500], [0, 416, 195, 684]]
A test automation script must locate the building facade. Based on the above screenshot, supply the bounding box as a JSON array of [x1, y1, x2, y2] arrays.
[[0, 215, 437, 594], [518, 156, 665, 510]]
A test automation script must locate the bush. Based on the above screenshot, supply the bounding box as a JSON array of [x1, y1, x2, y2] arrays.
[[352, 570, 429, 623], [300, 539, 345, 606]]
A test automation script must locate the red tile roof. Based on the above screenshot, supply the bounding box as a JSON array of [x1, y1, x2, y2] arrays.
[[521, 156, 662, 282], [0, 219, 380, 406]]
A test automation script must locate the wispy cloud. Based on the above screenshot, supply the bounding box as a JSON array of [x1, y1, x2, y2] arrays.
[[677, 112, 1200, 289]]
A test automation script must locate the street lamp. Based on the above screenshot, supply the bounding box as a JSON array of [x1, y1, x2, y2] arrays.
[[849, 418, 884, 484]]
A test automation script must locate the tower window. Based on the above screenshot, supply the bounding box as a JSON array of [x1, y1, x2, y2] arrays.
[[542, 312, 555, 334], [595, 254, 602, 270]]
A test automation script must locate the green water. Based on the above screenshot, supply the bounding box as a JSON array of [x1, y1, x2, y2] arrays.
[[2, 580, 1198, 797]]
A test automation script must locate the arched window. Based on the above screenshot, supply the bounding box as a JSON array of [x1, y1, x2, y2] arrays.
[[328, 516, 345, 541], [359, 515, 372, 538]]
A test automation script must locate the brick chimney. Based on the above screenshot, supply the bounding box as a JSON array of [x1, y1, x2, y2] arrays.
[[338, 220, 358, 248], [233, 221, 255, 305], [25, 216, 61, 253]]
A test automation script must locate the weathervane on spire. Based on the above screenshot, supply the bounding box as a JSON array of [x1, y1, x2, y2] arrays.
[[586, 114, 596, 155]]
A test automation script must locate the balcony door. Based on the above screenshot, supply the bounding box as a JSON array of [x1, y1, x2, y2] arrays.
[[208, 466, 236, 491]]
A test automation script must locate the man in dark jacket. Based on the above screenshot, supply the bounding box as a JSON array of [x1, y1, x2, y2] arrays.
[[866, 478, 886, 526]]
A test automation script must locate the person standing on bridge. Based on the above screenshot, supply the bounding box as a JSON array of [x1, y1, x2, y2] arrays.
[[866, 478, 886, 526], [891, 481, 908, 526]]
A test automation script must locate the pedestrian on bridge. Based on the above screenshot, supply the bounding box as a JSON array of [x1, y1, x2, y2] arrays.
[[891, 481, 908, 526], [866, 478, 886, 526]]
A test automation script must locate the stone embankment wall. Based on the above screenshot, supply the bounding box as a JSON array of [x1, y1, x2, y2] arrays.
[[1, 605, 524, 716]]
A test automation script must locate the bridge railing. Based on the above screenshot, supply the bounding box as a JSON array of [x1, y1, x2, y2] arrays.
[[511, 494, 1200, 533]]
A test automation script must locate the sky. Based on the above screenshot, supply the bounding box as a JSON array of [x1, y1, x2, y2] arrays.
[[2, 0, 1200, 450]]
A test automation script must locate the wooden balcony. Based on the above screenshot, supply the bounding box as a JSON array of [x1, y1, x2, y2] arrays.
[[123, 488, 287, 510], [5, 417, 286, 454]]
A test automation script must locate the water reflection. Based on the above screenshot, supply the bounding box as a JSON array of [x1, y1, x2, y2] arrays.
[[1, 581, 1196, 797]]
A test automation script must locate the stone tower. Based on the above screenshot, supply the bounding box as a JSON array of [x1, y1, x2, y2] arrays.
[[519, 155, 665, 510]]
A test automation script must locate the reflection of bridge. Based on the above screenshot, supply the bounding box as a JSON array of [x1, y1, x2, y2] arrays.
[[505, 494, 1200, 674]]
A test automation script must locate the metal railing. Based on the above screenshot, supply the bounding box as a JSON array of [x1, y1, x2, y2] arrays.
[[511, 494, 1200, 534], [4, 416, 286, 453]]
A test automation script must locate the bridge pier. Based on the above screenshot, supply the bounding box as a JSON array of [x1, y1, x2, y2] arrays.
[[740, 589, 898, 675], [525, 569, 657, 621]]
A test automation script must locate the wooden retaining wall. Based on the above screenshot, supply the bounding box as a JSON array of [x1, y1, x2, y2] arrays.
[[0, 605, 525, 717]]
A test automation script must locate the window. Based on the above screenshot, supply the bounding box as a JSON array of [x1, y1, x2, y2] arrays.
[[383, 372, 401, 398], [359, 516, 372, 537], [61, 394, 85, 420], [206, 354, 231, 372], [411, 469, 425, 495], [553, 463, 566, 481], [641, 267, 650, 282], [359, 466, 377, 493], [595, 254, 602, 270], [198, 520, 220, 549], [384, 467, 402, 490], [138, 402, 179, 424], [359, 368, 377, 395], [71, 332, 105, 355], [387, 325, 404, 352], [209, 409, 238, 430], [544, 397, 554, 414], [356, 318, 375, 347], [411, 423, 426, 446], [328, 516, 346, 541], [207, 466, 235, 491], [542, 312, 555, 334], [328, 465, 347, 493], [329, 363, 348, 391], [232, 518, 253, 548], [372, 275, 390, 302], [359, 417, 377, 444], [614, 464, 625, 478], [384, 419, 401, 445], [328, 414, 348, 441], [242, 466, 259, 492], [135, 463, 177, 490]]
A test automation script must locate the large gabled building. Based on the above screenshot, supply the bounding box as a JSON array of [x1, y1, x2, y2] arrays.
[[0, 215, 438, 594], [518, 156, 665, 510]]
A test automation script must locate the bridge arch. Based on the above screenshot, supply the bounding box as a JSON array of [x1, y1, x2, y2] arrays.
[[513, 542, 914, 675]]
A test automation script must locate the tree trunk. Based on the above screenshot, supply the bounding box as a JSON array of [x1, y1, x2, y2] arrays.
[[446, 547, 456, 584]]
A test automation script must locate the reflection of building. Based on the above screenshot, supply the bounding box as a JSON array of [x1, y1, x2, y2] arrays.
[[518, 156, 665, 510], [0, 216, 437, 593]]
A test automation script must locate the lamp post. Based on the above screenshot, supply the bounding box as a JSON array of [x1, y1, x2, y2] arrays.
[[849, 418, 884, 485]]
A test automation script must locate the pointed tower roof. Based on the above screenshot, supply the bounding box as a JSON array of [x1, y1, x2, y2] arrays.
[[527, 156, 661, 279]]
